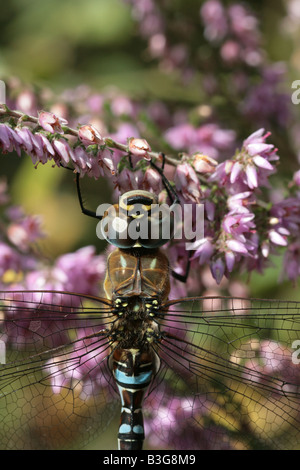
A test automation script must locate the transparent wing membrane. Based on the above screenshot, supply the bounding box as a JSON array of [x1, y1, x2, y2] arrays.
[[146, 296, 300, 450], [0, 291, 300, 449], [0, 290, 118, 450]]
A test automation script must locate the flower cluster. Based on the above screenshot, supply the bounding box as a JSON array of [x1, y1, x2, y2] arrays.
[[185, 128, 300, 284], [0, 177, 105, 300], [164, 123, 235, 160], [200, 1, 262, 67], [1, 99, 300, 288]]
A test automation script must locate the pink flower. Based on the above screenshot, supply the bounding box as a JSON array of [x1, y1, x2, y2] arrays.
[[38, 111, 68, 134], [116, 168, 144, 193], [128, 137, 152, 160], [174, 163, 202, 203], [78, 125, 104, 147], [7, 215, 45, 251], [210, 258, 225, 284], [293, 170, 300, 187], [192, 154, 218, 174], [53, 139, 74, 165], [143, 167, 162, 193]]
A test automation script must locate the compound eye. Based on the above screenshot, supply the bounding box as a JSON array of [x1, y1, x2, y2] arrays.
[[100, 206, 134, 248], [140, 206, 175, 248]]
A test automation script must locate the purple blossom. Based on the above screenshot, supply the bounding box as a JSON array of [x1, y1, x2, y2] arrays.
[[145, 392, 232, 450], [78, 125, 104, 147], [210, 128, 278, 193], [115, 167, 144, 193], [7, 215, 45, 251], [45, 326, 112, 397], [200, 0, 228, 42], [0, 242, 22, 277], [0, 124, 21, 153], [174, 163, 202, 203], [128, 137, 152, 160], [38, 111, 68, 134], [190, 237, 214, 264], [52, 139, 73, 165], [282, 242, 300, 282], [210, 258, 225, 284], [243, 64, 291, 127], [164, 123, 235, 159], [242, 340, 300, 390]]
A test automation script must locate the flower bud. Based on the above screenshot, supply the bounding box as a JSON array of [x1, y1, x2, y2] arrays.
[[78, 125, 104, 147], [192, 153, 218, 174], [128, 137, 151, 160], [38, 111, 67, 134]]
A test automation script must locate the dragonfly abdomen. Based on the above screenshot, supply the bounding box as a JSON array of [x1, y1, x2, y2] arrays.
[[110, 347, 159, 450]]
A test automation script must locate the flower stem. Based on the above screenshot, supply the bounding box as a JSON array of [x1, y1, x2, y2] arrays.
[[0, 104, 181, 167]]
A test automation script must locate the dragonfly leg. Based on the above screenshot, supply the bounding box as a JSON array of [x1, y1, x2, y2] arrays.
[[171, 257, 191, 283], [150, 157, 179, 206], [75, 172, 102, 220]]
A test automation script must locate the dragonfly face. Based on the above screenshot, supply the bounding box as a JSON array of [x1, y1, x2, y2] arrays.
[[100, 190, 176, 249], [0, 189, 300, 450]]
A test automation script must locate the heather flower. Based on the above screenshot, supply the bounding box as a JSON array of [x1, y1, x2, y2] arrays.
[[78, 125, 104, 147], [222, 212, 255, 237], [38, 111, 68, 134], [143, 167, 162, 193], [174, 163, 202, 203], [116, 167, 144, 193], [0, 242, 22, 277], [282, 242, 300, 282], [111, 95, 136, 117], [164, 123, 235, 159], [15, 89, 37, 116], [190, 237, 214, 264], [54, 246, 105, 295], [242, 340, 300, 390], [0, 124, 21, 153], [86, 94, 104, 113], [29, 132, 49, 164], [111, 123, 139, 144], [7, 215, 45, 251], [211, 129, 278, 193], [96, 148, 116, 176], [72, 146, 92, 172], [14, 127, 34, 154], [52, 139, 74, 165], [243, 64, 290, 127], [46, 328, 112, 397], [128, 137, 152, 160], [164, 123, 196, 151], [220, 40, 240, 64], [200, 0, 228, 42], [227, 191, 255, 213], [268, 227, 289, 247], [210, 258, 225, 284], [191, 154, 218, 174]]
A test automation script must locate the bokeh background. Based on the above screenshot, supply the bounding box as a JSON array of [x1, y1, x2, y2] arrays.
[[1, 0, 300, 449]]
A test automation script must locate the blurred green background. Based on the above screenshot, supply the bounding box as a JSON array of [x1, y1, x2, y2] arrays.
[[0, 0, 300, 449], [1, 0, 299, 306]]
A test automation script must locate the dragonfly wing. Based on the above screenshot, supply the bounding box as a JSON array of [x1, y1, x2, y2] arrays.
[[145, 296, 300, 450], [0, 290, 119, 450]]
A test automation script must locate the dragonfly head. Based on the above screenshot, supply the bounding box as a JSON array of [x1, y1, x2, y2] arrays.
[[100, 190, 177, 249]]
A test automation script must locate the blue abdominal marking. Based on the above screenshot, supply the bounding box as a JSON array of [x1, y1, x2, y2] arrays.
[[115, 369, 152, 385], [133, 425, 144, 434], [119, 424, 131, 434]]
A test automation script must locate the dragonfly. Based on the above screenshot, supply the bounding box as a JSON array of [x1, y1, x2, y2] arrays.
[[0, 165, 300, 450]]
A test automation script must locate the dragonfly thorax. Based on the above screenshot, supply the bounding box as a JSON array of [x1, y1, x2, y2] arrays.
[[110, 297, 161, 349], [104, 247, 170, 301]]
